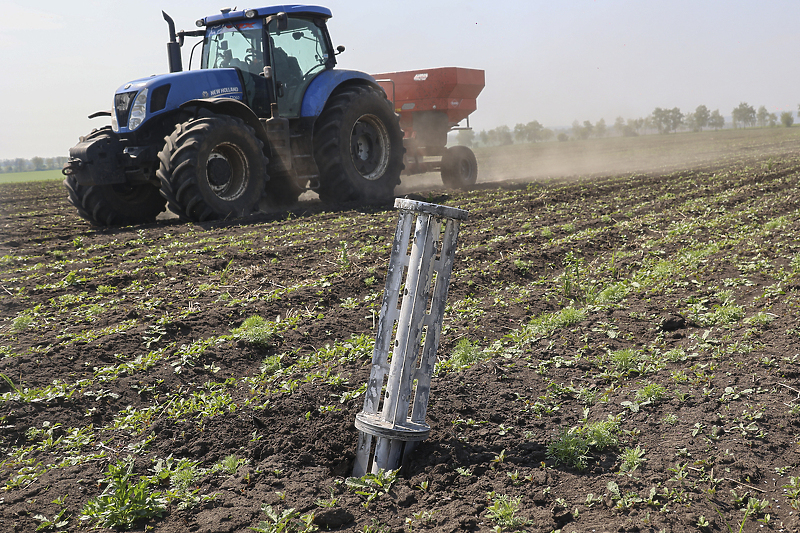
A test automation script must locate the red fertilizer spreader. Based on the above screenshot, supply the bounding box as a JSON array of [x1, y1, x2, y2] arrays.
[[373, 67, 485, 188]]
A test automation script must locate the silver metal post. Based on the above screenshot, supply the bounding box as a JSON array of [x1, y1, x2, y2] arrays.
[[353, 199, 468, 477]]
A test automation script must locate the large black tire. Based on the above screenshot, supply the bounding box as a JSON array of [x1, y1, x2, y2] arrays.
[[440, 145, 478, 190], [157, 114, 269, 222], [313, 86, 404, 204], [63, 127, 166, 227]]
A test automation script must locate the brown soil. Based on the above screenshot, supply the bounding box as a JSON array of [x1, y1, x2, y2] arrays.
[[2, 130, 800, 533]]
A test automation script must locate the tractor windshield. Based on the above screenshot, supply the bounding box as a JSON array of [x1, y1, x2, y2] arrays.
[[268, 17, 331, 117], [201, 20, 264, 76]]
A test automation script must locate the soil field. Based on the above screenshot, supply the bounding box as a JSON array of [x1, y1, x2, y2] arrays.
[[3, 129, 800, 533]]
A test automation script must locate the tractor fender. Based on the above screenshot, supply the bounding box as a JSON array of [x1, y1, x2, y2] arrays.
[[300, 70, 384, 118], [178, 98, 271, 155]]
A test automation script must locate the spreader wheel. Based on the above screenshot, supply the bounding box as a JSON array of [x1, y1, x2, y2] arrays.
[[157, 113, 269, 222], [440, 145, 478, 190]]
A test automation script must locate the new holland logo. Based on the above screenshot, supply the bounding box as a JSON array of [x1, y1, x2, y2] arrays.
[[202, 91, 209, 97], [210, 87, 239, 96]]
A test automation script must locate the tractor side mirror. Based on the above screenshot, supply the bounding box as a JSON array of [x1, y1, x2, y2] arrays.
[[276, 12, 288, 31], [336, 45, 345, 55]]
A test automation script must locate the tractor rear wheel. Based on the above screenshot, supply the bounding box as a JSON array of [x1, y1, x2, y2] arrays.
[[313, 86, 404, 204], [157, 113, 269, 222], [440, 145, 478, 189], [63, 127, 166, 226]]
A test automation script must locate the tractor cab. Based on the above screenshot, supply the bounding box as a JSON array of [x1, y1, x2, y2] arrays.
[[199, 7, 335, 118]]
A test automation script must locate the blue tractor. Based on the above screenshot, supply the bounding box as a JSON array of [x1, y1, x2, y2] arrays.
[[63, 6, 404, 225]]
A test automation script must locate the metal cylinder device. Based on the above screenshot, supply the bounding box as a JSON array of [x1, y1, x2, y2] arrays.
[[353, 198, 468, 477]]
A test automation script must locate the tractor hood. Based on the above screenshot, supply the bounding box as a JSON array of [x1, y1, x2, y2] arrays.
[[111, 69, 243, 134]]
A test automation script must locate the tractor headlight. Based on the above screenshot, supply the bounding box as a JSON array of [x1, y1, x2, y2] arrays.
[[111, 106, 119, 132], [128, 88, 149, 130]]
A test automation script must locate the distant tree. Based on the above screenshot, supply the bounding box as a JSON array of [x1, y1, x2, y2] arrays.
[[684, 112, 698, 132], [486, 125, 512, 146], [456, 129, 475, 147], [756, 106, 769, 128], [13, 158, 25, 172], [571, 120, 587, 140], [651, 107, 682, 133], [694, 105, 710, 130], [513, 123, 526, 143], [651, 108, 667, 133], [594, 118, 607, 138], [781, 111, 794, 127], [31, 156, 45, 171], [732, 102, 756, 128], [768, 112, 778, 127], [557, 132, 569, 142], [540, 128, 555, 141], [513, 121, 545, 143], [613, 116, 626, 135], [478, 130, 488, 146], [630, 117, 645, 134], [708, 109, 725, 130]]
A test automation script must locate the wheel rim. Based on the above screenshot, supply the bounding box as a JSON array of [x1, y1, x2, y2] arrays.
[[350, 114, 390, 181], [205, 143, 249, 200]]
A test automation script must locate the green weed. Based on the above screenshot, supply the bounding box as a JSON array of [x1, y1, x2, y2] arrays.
[[81, 457, 165, 530]]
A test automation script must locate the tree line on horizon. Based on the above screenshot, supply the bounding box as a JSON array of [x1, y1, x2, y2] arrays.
[[458, 102, 798, 147], [0, 156, 69, 174]]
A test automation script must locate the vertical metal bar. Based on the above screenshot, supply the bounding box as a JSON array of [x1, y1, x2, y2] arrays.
[[381, 214, 431, 423], [361, 212, 413, 417], [410, 218, 460, 424]]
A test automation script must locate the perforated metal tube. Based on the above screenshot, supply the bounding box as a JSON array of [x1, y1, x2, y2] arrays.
[[353, 199, 468, 477]]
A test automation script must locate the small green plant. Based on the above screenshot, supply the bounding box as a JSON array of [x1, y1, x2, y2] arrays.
[[610, 348, 640, 373], [635, 383, 668, 403], [232, 316, 276, 348], [783, 476, 800, 509], [345, 468, 398, 506], [12, 313, 33, 332], [213, 454, 249, 475], [33, 508, 69, 532], [485, 493, 527, 531], [315, 488, 338, 508], [661, 413, 679, 425], [81, 457, 165, 530], [619, 445, 646, 475], [547, 428, 590, 471], [250, 504, 317, 533], [584, 415, 620, 450], [446, 338, 486, 371]]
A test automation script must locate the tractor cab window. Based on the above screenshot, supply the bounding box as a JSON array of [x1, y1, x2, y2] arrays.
[[202, 20, 264, 76], [268, 17, 331, 117]]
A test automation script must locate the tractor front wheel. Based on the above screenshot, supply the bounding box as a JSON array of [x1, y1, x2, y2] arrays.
[[313, 86, 404, 204], [440, 145, 478, 190], [63, 127, 166, 226], [157, 113, 269, 222]]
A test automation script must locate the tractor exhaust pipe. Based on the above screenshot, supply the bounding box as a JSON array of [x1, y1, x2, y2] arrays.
[[163, 11, 183, 73]]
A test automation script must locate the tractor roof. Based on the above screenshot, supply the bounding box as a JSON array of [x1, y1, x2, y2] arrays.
[[200, 5, 332, 26]]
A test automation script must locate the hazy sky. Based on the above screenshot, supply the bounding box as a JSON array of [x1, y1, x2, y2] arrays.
[[2, 0, 799, 159]]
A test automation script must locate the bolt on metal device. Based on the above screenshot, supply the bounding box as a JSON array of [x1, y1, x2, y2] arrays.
[[353, 198, 468, 477]]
